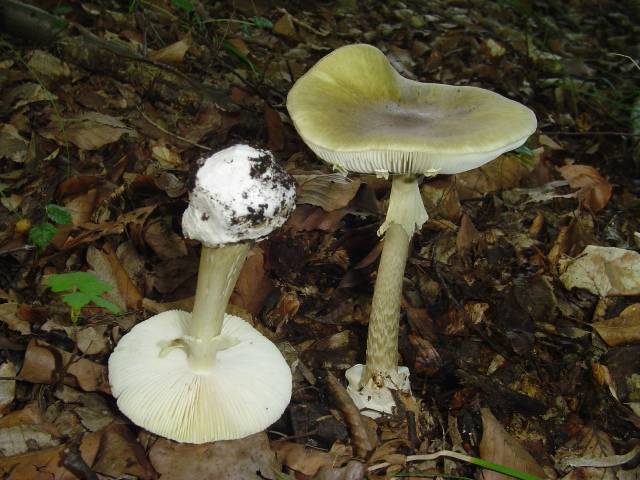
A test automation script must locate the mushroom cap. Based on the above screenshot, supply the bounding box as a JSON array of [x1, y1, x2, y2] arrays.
[[287, 44, 537, 175], [182, 144, 296, 247], [108, 310, 292, 443]]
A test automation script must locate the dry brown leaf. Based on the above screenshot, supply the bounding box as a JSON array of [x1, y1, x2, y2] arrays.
[[64, 189, 97, 226], [0, 362, 16, 414], [287, 205, 347, 232], [558, 426, 617, 480], [479, 408, 546, 480], [559, 246, 640, 297], [91, 424, 155, 479], [151, 140, 184, 170], [41, 112, 135, 150], [150, 432, 278, 479], [86, 245, 127, 311], [18, 339, 110, 393], [104, 243, 143, 309], [25, 50, 70, 82], [456, 213, 482, 254], [0, 424, 60, 456], [0, 124, 28, 162], [149, 38, 190, 64], [296, 174, 362, 212], [593, 304, 640, 346], [420, 177, 461, 221], [0, 302, 30, 335], [454, 154, 536, 200], [325, 371, 376, 458], [265, 105, 285, 151], [273, 441, 341, 476], [559, 164, 612, 212], [144, 217, 188, 259], [273, 13, 297, 38], [314, 460, 367, 480], [230, 246, 274, 316]]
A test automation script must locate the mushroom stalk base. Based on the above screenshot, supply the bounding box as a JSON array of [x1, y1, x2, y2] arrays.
[[362, 221, 411, 385], [187, 242, 251, 371], [346, 364, 411, 417]]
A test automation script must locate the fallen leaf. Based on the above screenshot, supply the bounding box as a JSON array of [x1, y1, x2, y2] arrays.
[[273, 13, 297, 38], [144, 217, 188, 259], [230, 246, 274, 316], [559, 246, 640, 297], [296, 174, 362, 212], [150, 432, 279, 479], [104, 243, 143, 309], [456, 213, 482, 254], [593, 304, 640, 347], [0, 424, 60, 456], [91, 424, 155, 479], [559, 164, 612, 212], [264, 105, 285, 151], [557, 425, 617, 479], [25, 50, 70, 85], [454, 153, 537, 200], [41, 112, 135, 150], [149, 38, 190, 64], [479, 408, 546, 480], [287, 205, 347, 232], [0, 362, 16, 414], [63, 189, 97, 226], [0, 302, 30, 334], [0, 124, 28, 162], [86, 245, 127, 311], [18, 339, 110, 393], [274, 441, 342, 476]]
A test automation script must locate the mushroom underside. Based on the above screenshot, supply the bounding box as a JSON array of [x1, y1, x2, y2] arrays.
[[109, 310, 292, 444]]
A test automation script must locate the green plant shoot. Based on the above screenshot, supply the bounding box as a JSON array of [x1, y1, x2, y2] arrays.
[[28, 203, 72, 250], [47, 272, 121, 323]]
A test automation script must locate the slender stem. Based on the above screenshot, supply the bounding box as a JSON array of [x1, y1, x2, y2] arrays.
[[363, 221, 411, 384], [187, 242, 250, 371]]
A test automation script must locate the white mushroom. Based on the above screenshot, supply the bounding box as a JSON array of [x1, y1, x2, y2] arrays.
[[109, 144, 297, 443], [287, 44, 537, 415]]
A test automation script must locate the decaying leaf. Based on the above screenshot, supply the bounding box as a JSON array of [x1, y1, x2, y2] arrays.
[[0, 362, 16, 414], [559, 164, 612, 212], [41, 112, 136, 150], [559, 246, 640, 297], [0, 124, 29, 163], [593, 304, 640, 347], [557, 425, 617, 479], [0, 302, 30, 335], [296, 174, 362, 212], [230, 246, 273, 316], [479, 408, 546, 480], [274, 441, 349, 477], [18, 339, 110, 393], [149, 38, 190, 64], [150, 432, 279, 479]]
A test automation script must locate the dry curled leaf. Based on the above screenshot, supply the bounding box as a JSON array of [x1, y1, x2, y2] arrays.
[[149, 38, 190, 64], [18, 339, 110, 393], [296, 174, 362, 212], [479, 408, 546, 480], [150, 432, 278, 480], [41, 112, 135, 150], [593, 304, 640, 347], [559, 246, 640, 297], [559, 164, 612, 212]]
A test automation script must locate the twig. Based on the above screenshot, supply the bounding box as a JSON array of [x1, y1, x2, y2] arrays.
[[275, 7, 331, 36], [136, 106, 212, 150], [610, 53, 640, 71]]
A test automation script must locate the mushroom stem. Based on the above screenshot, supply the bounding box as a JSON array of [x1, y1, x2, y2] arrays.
[[187, 242, 251, 370], [363, 221, 410, 384], [363, 175, 425, 385]]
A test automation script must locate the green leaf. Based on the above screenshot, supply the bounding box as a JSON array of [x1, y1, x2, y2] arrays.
[[223, 40, 257, 73], [252, 16, 273, 29], [514, 145, 534, 157], [61, 291, 93, 313], [29, 222, 58, 249], [46, 203, 72, 225], [52, 4, 72, 15], [92, 296, 122, 314], [47, 272, 112, 295], [171, 0, 194, 13]]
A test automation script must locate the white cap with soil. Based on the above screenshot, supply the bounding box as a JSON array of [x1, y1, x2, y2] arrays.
[[109, 145, 296, 443]]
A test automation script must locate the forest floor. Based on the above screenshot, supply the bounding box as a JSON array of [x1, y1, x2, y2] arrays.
[[1, 0, 640, 479]]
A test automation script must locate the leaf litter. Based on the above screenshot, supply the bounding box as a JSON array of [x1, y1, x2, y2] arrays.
[[0, 0, 638, 479]]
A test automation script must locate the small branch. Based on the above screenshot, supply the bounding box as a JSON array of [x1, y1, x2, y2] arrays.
[[136, 106, 212, 150]]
